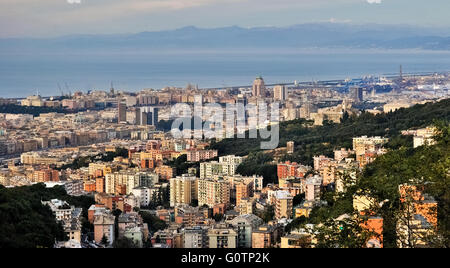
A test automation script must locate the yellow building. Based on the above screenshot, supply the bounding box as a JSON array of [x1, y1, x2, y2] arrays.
[[170, 175, 198, 207], [281, 234, 312, 248], [198, 179, 230, 208]]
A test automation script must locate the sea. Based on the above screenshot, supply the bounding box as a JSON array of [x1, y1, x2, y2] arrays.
[[1, 48, 450, 98]]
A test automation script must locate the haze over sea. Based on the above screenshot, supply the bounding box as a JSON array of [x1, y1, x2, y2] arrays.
[[1, 48, 450, 98]]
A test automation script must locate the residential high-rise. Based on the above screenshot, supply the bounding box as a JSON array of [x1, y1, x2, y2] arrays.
[[305, 175, 322, 202], [274, 85, 287, 101], [235, 181, 253, 207], [350, 87, 363, 103], [94, 211, 115, 246], [170, 175, 198, 207], [277, 161, 309, 180], [252, 76, 266, 97], [118, 101, 127, 123], [199, 155, 242, 179], [135, 107, 141, 125], [140, 106, 159, 126], [198, 178, 230, 208], [273, 190, 293, 220], [141, 112, 148, 125], [32, 168, 59, 182], [287, 141, 295, 154], [105, 170, 157, 195]]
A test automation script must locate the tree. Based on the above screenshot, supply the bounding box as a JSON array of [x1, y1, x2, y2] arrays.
[[313, 216, 376, 248], [139, 211, 167, 233], [0, 184, 94, 248], [293, 193, 305, 207], [113, 237, 139, 248], [285, 216, 308, 233], [236, 152, 277, 185], [259, 205, 275, 223], [101, 235, 109, 246], [213, 214, 224, 222]]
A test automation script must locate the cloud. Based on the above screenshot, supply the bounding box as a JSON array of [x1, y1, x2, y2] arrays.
[[67, 0, 81, 4], [367, 0, 382, 4]]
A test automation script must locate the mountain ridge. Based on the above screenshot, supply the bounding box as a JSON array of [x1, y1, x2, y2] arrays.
[[1, 23, 450, 52]]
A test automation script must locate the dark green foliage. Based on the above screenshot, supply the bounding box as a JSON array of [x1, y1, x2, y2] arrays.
[[285, 216, 308, 233], [314, 217, 376, 248], [317, 121, 450, 247], [0, 104, 73, 117], [139, 211, 167, 233], [157, 120, 174, 132], [213, 214, 224, 222], [385, 135, 413, 150], [0, 183, 95, 248], [236, 152, 277, 186], [57, 147, 129, 170], [293, 193, 305, 207], [113, 237, 139, 248], [256, 205, 275, 223], [101, 235, 109, 246], [143, 187, 169, 209], [166, 154, 200, 176], [211, 99, 450, 166], [308, 192, 355, 225]]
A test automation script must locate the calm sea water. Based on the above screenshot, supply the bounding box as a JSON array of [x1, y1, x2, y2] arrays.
[[1, 49, 450, 98]]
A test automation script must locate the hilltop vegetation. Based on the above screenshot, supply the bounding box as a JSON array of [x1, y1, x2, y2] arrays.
[[57, 147, 129, 171], [0, 184, 94, 248], [0, 104, 72, 117], [211, 99, 450, 166], [302, 121, 450, 248]]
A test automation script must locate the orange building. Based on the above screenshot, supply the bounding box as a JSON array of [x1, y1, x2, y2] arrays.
[[96, 177, 105, 193], [32, 168, 59, 182], [94, 169, 103, 178], [115, 184, 127, 196], [399, 184, 438, 227], [277, 161, 305, 179], [361, 217, 383, 248], [84, 180, 96, 192], [95, 193, 126, 212], [236, 181, 253, 207], [141, 151, 163, 162], [141, 158, 155, 169], [213, 203, 226, 216], [155, 165, 176, 181]]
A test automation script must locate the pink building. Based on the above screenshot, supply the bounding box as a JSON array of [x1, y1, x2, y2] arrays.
[[187, 150, 218, 162]]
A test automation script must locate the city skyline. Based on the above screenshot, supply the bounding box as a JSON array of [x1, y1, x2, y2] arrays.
[[0, 0, 449, 251]]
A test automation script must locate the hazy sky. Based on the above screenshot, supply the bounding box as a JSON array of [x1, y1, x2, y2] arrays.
[[0, 0, 449, 38]]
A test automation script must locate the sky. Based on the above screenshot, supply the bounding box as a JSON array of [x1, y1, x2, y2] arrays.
[[0, 0, 449, 38]]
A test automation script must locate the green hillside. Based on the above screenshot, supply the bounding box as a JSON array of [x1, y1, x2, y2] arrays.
[[211, 98, 450, 166], [0, 184, 94, 248]]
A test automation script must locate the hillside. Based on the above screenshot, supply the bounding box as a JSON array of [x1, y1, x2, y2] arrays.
[[211, 98, 450, 166], [1, 23, 450, 54], [305, 121, 450, 247], [0, 184, 94, 248]]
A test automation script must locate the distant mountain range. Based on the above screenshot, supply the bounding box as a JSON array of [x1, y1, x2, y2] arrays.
[[1, 23, 450, 53]]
